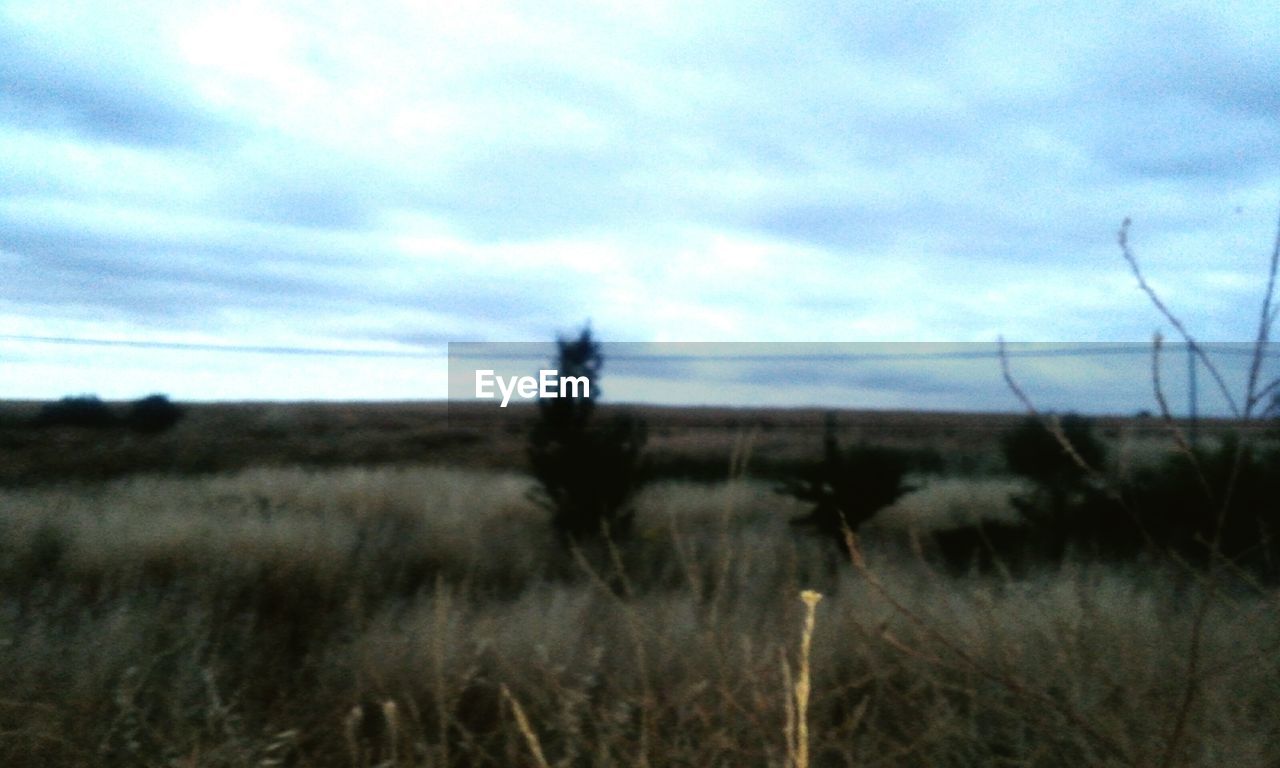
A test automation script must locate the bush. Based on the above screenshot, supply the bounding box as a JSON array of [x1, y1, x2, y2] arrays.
[[1124, 436, 1280, 576], [1000, 213, 1280, 579], [1001, 413, 1280, 574], [1001, 413, 1105, 489], [34, 395, 116, 429], [777, 412, 915, 555], [126, 394, 184, 434], [1002, 414, 1139, 562], [527, 327, 648, 544]]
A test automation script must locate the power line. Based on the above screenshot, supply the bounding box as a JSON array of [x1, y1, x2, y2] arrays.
[[0, 334, 442, 358], [449, 343, 1280, 363], [3, 333, 1278, 363]]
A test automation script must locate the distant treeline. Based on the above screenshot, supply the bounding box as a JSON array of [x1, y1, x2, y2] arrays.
[[29, 394, 184, 433]]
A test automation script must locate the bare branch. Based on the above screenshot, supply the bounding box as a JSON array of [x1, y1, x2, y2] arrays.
[[999, 338, 1108, 485], [997, 336, 1038, 415], [1119, 219, 1242, 417]]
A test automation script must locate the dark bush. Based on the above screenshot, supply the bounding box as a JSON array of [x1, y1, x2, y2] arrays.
[[126, 394, 184, 434], [34, 395, 116, 429], [1124, 436, 1280, 576], [777, 412, 916, 555], [1000, 413, 1139, 562], [1002, 413, 1105, 489], [1001, 416, 1280, 573], [528, 327, 648, 544]]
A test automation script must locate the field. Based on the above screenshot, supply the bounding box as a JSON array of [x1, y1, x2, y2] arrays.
[[1, 401, 1277, 767]]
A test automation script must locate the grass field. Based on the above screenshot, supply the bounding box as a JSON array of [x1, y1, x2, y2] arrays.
[[2, 401, 1277, 767]]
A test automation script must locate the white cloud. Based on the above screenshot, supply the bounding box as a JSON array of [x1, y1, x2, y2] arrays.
[[2, 0, 1279, 406]]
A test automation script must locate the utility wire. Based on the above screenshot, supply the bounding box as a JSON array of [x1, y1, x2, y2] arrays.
[[2, 333, 1276, 362], [0, 334, 442, 358]]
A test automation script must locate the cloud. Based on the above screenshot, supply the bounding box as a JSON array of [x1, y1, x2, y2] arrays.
[[0, 20, 231, 149], [3, 0, 1280, 402], [0, 194, 633, 374]]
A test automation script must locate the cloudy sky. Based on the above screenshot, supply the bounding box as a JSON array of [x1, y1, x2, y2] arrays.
[[3, 1, 1279, 409]]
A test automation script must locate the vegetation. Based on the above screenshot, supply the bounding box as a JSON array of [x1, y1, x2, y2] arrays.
[[1002, 413, 1106, 490], [27, 393, 185, 434], [527, 327, 648, 544], [991, 211, 1280, 768], [2, 467, 1279, 767], [4, 217, 1280, 766], [1125, 437, 1280, 576], [777, 412, 917, 556], [125, 393, 185, 433], [998, 413, 1126, 564], [34, 394, 116, 429]]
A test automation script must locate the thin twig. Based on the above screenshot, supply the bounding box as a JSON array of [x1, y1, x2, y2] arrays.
[[1000, 337, 1206, 578], [998, 338, 1108, 485], [1119, 219, 1241, 417]]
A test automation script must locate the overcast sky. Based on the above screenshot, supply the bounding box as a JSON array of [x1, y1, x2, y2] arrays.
[[3, 1, 1279, 409]]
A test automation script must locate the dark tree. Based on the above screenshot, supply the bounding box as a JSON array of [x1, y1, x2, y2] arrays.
[[1125, 437, 1280, 575], [126, 394, 184, 434], [1001, 414, 1105, 490], [527, 327, 647, 545], [34, 395, 116, 429], [778, 412, 914, 556], [1002, 414, 1139, 561]]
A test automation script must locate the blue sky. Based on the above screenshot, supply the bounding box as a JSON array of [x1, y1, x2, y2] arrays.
[[3, 1, 1279, 408]]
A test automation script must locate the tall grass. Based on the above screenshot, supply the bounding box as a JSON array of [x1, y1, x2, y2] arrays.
[[2, 465, 1279, 766]]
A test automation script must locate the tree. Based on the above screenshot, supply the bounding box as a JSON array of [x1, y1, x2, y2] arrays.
[[1002, 413, 1104, 490], [34, 395, 116, 429], [527, 327, 648, 545], [777, 412, 914, 556], [1001, 413, 1134, 561], [126, 394, 184, 434]]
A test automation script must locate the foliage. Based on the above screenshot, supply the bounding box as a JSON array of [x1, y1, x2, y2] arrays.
[[5, 466, 1278, 767], [527, 327, 648, 544], [1125, 436, 1280, 576], [1000, 413, 1134, 562], [777, 412, 915, 554], [34, 394, 117, 429], [1000, 212, 1280, 591], [126, 394, 185, 434], [1001, 414, 1105, 490]]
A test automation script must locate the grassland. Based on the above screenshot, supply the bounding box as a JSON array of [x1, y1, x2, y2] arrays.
[[1, 401, 1277, 767]]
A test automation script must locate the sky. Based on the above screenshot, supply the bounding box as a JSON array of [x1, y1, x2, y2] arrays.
[[3, 0, 1280, 411]]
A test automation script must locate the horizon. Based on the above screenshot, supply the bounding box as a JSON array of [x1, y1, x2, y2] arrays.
[[6, 340, 1274, 419]]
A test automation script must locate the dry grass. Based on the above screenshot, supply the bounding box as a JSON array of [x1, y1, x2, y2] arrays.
[[1, 399, 1238, 487], [1, 463, 1279, 767]]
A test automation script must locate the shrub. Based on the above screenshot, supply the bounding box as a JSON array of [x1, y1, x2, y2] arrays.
[[527, 327, 648, 544], [1000, 213, 1280, 581], [1124, 436, 1280, 575], [126, 394, 184, 434], [777, 412, 915, 555], [1002, 414, 1140, 562], [34, 395, 116, 429], [1001, 413, 1105, 489]]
